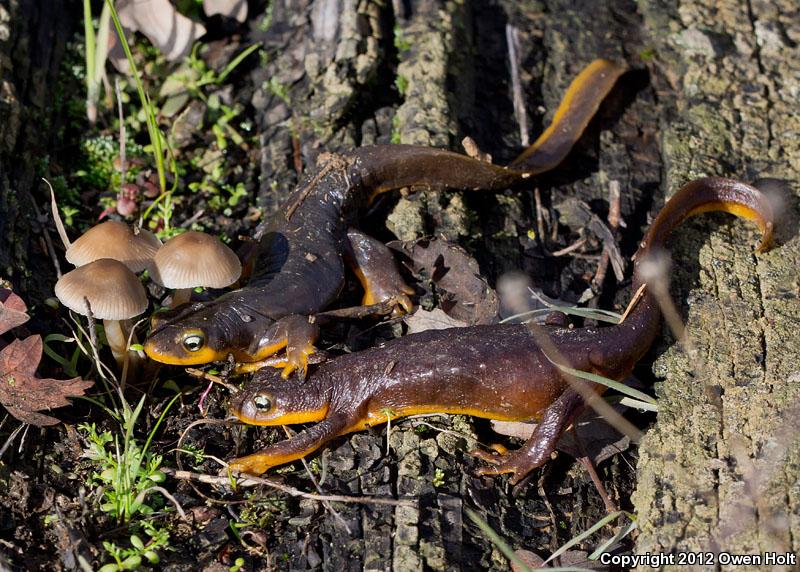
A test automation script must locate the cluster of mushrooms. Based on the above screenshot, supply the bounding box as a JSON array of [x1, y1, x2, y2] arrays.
[[53, 221, 241, 367]]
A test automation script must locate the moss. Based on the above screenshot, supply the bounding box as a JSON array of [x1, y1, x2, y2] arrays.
[[393, 26, 412, 52], [394, 74, 409, 96]]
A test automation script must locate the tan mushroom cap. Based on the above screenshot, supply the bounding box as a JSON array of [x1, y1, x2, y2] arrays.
[[65, 221, 162, 273], [55, 258, 148, 320], [150, 231, 242, 289]]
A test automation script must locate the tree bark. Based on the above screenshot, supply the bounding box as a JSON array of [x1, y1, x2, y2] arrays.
[[0, 0, 73, 300], [631, 1, 800, 568]]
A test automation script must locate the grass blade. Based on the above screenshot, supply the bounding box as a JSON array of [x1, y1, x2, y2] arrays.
[[551, 361, 658, 407], [544, 510, 627, 565], [217, 43, 261, 84], [588, 519, 637, 560], [466, 509, 595, 572]]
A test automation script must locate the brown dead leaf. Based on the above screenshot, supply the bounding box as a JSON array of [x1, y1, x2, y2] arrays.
[[117, 0, 206, 63], [203, 0, 248, 23], [404, 308, 468, 334], [0, 289, 30, 336], [512, 549, 547, 570], [557, 408, 630, 466], [0, 335, 93, 426], [389, 237, 499, 325], [555, 550, 608, 570]]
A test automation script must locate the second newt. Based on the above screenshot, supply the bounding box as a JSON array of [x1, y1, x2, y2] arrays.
[[228, 177, 774, 483]]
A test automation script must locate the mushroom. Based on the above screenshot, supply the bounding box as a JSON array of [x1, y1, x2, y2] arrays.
[[55, 258, 148, 365], [65, 220, 162, 273], [149, 231, 242, 307]]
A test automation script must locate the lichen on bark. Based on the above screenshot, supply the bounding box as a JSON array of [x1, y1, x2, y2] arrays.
[[632, 0, 800, 567]]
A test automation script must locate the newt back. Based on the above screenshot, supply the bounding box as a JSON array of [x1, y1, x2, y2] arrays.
[[144, 60, 626, 369]]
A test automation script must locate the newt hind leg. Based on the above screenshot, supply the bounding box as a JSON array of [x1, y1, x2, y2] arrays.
[[345, 228, 414, 317], [472, 388, 584, 484]]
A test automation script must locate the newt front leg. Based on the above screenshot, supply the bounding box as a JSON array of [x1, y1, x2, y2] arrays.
[[229, 414, 350, 475]]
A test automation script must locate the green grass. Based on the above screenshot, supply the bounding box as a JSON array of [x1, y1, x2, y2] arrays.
[[106, 0, 175, 195]]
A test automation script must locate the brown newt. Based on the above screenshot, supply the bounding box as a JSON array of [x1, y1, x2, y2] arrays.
[[144, 60, 625, 376], [228, 177, 774, 482]]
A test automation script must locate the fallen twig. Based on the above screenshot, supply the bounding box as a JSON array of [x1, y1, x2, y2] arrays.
[[161, 467, 417, 508], [592, 180, 624, 290], [505, 24, 530, 148]]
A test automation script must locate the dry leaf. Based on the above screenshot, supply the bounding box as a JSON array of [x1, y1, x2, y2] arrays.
[[0, 335, 93, 426], [0, 289, 30, 336], [555, 550, 607, 570], [389, 237, 499, 325], [404, 308, 468, 334], [118, 0, 206, 62], [512, 549, 547, 570], [203, 0, 247, 23], [557, 409, 630, 465]]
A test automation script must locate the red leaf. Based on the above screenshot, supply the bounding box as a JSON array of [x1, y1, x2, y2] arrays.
[[0, 289, 30, 336], [0, 335, 93, 427]]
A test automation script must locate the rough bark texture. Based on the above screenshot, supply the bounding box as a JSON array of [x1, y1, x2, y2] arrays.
[[631, 1, 800, 568], [248, 0, 800, 568], [0, 0, 73, 300]]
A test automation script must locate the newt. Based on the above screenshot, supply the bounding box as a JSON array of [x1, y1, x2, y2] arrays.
[[228, 177, 774, 482], [144, 60, 626, 376]]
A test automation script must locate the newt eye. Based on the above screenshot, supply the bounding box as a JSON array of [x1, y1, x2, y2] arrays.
[[253, 393, 272, 411], [182, 333, 205, 352]]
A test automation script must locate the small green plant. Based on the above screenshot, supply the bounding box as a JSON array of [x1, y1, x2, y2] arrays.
[[231, 493, 287, 534], [80, 392, 181, 522], [185, 42, 261, 94], [432, 468, 446, 487], [81, 419, 166, 520], [177, 443, 206, 469], [98, 521, 169, 572], [264, 76, 290, 104], [80, 391, 181, 570], [390, 114, 402, 144], [43, 333, 82, 378], [76, 134, 118, 188]]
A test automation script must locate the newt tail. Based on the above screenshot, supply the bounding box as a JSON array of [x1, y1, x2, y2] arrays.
[[228, 178, 774, 482]]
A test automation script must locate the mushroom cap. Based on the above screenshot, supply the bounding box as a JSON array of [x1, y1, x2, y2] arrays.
[[55, 258, 148, 320], [150, 231, 242, 289], [65, 221, 162, 273]]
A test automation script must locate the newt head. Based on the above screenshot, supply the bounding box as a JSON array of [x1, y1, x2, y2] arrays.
[[144, 302, 245, 365], [232, 369, 330, 426]]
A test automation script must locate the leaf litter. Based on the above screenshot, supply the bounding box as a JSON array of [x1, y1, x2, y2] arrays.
[[0, 288, 93, 426]]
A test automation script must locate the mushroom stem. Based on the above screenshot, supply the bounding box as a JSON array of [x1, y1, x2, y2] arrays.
[[171, 288, 192, 307], [103, 319, 140, 370]]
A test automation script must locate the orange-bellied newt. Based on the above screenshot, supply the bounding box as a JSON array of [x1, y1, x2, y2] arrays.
[[144, 60, 626, 377], [228, 177, 774, 482]]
